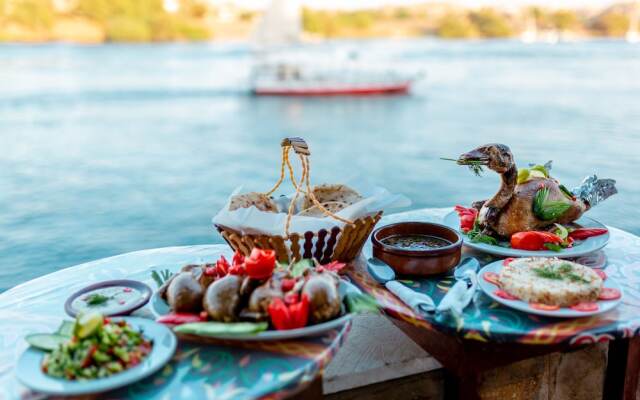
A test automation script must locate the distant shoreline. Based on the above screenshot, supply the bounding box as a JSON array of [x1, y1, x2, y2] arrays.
[[0, 37, 635, 46], [0, 2, 636, 44]]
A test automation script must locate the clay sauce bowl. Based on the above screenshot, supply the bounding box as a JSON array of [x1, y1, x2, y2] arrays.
[[371, 222, 462, 276]]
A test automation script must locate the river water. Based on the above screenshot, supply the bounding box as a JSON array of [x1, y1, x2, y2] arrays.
[[1, 39, 639, 291]]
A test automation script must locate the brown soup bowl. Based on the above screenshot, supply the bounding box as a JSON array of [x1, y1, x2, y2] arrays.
[[371, 222, 462, 276]]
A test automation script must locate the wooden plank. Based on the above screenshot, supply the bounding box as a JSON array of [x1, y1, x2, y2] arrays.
[[324, 314, 441, 394], [326, 369, 444, 400]]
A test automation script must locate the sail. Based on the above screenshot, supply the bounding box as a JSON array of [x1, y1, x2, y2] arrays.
[[251, 0, 301, 49], [627, 0, 639, 43]]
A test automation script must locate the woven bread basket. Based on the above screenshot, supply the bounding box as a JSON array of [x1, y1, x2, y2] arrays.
[[215, 137, 382, 264]]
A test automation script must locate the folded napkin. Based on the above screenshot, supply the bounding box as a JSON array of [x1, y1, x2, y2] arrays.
[[385, 280, 436, 315], [436, 270, 478, 315]]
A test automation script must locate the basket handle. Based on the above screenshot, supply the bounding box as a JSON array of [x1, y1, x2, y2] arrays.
[[264, 137, 354, 237], [281, 137, 310, 156]]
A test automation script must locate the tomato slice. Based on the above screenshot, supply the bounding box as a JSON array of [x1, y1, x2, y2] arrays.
[[483, 272, 500, 286], [594, 269, 607, 280], [529, 303, 560, 311], [570, 302, 599, 312], [494, 289, 519, 300], [598, 287, 621, 300], [502, 257, 515, 266]]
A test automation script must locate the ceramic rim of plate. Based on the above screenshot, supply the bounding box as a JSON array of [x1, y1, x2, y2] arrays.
[[443, 211, 610, 258], [64, 279, 152, 318], [477, 259, 622, 318]]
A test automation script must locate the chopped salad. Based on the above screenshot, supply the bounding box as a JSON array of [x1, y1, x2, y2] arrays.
[[40, 313, 152, 380]]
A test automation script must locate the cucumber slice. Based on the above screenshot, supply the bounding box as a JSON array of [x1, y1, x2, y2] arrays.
[[174, 322, 268, 336], [26, 333, 68, 352], [56, 321, 74, 337]]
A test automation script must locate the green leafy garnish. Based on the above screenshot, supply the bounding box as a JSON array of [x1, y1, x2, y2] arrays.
[[533, 266, 563, 280], [559, 184, 574, 200], [465, 219, 499, 245], [290, 259, 313, 278], [472, 233, 498, 245], [533, 187, 571, 221], [85, 293, 110, 306], [151, 269, 174, 288], [532, 263, 589, 283], [566, 272, 589, 284], [543, 243, 563, 252], [441, 157, 484, 176], [553, 223, 569, 240], [345, 293, 380, 314]]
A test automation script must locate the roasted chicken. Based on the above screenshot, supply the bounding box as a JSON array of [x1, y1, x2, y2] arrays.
[[457, 144, 617, 238]]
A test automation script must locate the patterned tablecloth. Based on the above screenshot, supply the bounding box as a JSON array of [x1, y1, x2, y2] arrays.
[[348, 208, 640, 346], [0, 245, 350, 400], [2, 207, 639, 399]]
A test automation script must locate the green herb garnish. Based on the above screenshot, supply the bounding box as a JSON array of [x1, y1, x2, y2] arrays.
[[151, 269, 174, 288], [553, 223, 569, 240], [566, 272, 589, 284], [290, 259, 313, 278], [532, 266, 563, 280], [532, 263, 589, 283], [85, 293, 110, 306], [472, 233, 498, 245], [441, 157, 485, 176], [544, 243, 563, 252], [533, 187, 572, 221], [559, 184, 574, 200]]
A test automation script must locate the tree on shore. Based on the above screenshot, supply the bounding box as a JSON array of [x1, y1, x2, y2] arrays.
[[436, 13, 477, 38], [591, 11, 630, 36], [551, 9, 579, 31], [469, 8, 512, 38]]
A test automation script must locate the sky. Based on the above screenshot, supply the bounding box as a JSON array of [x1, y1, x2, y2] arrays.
[[225, 0, 624, 10]]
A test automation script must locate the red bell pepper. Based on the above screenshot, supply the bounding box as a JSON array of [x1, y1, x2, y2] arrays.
[[216, 256, 230, 276], [268, 294, 309, 330], [81, 345, 97, 368], [568, 228, 608, 241], [281, 278, 296, 292], [454, 205, 478, 233], [156, 312, 207, 325], [511, 231, 563, 251], [244, 248, 276, 280], [228, 263, 246, 275], [323, 261, 347, 273], [232, 250, 245, 266]]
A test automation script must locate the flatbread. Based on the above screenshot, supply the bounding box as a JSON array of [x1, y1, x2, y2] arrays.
[[229, 192, 278, 213], [297, 201, 348, 218], [303, 184, 362, 211]]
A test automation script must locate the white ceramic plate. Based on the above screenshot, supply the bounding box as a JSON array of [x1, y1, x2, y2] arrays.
[[150, 277, 356, 341], [16, 317, 177, 396], [478, 260, 622, 318], [443, 211, 609, 258]]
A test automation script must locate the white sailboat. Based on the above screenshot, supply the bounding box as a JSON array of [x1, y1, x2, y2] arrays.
[[626, 0, 639, 43], [249, 0, 418, 96]]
